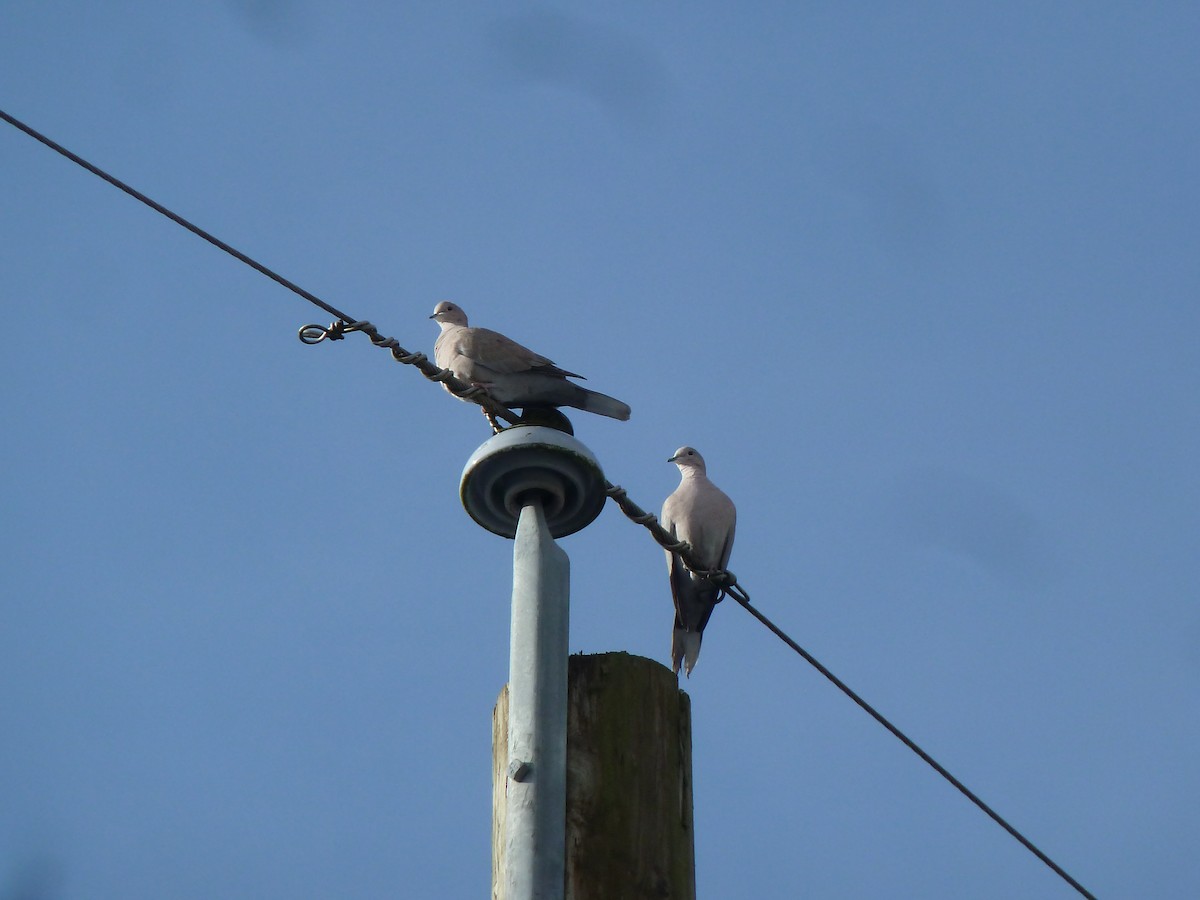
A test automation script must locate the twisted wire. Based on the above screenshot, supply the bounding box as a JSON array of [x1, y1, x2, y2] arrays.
[[3, 105, 1096, 900], [300, 320, 519, 426]]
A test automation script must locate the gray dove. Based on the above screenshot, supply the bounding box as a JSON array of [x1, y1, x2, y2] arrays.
[[661, 446, 736, 677], [430, 301, 631, 421]]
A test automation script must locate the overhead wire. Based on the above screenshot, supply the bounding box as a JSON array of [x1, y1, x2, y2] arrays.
[[0, 108, 351, 324], [1, 106, 1097, 900], [610, 479, 1098, 898], [0, 109, 522, 426]]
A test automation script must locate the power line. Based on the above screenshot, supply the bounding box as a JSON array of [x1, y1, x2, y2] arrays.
[[736, 596, 1095, 898], [0, 107, 520, 426], [2, 106, 1096, 900], [0, 108, 351, 324], [603, 484, 1096, 897]]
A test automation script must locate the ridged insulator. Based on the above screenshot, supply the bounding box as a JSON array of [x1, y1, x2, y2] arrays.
[[460, 426, 606, 539]]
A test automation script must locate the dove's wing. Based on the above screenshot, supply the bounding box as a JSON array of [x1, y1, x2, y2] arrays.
[[712, 506, 737, 572], [458, 327, 582, 379]]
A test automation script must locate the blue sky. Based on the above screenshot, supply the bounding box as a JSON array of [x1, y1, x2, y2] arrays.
[[3, 3, 1198, 897]]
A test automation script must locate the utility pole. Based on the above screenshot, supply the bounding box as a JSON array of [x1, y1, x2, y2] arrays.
[[461, 424, 696, 900]]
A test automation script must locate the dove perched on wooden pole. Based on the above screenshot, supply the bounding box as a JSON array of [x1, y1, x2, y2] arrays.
[[430, 301, 631, 421], [661, 447, 737, 677]]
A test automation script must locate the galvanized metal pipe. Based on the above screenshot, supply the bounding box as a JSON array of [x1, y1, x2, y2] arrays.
[[504, 499, 570, 900]]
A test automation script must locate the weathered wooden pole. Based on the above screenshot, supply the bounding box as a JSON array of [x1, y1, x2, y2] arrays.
[[564, 653, 695, 900], [494, 653, 697, 900]]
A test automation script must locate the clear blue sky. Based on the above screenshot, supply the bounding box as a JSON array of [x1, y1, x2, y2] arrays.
[[3, 3, 1198, 898]]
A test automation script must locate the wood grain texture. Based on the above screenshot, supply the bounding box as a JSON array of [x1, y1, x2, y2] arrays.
[[493, 652, 695, 900]]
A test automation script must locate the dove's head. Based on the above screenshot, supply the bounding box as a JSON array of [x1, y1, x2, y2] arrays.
[[668, 446, 707, 476], [430, 301, 468, 327]]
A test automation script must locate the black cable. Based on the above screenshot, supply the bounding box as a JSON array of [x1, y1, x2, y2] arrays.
[[0, 106, 521, 425], [0, 107, 352, 324], [606, 481, 1098, 899], [4, 106, 1097, 899], [728, 590, 1097, 900]]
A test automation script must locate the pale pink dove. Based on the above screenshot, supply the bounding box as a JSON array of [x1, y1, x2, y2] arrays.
[[661, 446, 736, 676], [430, 301, 631, 421]]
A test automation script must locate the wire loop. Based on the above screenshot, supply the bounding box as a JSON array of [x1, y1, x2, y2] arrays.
[[298, 319, 356, 344]]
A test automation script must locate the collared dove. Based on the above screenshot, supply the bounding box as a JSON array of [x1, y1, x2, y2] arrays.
[[429, 301, 631, 421], [661, 446, 736, 677]]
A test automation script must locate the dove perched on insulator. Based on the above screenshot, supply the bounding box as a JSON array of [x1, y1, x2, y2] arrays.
[[660, 446, 736, 676], [429, 301, 631, 421]]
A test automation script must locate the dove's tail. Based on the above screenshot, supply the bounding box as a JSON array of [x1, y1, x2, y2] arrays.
[[671, 628, 703, 677], [576, 388, 631, 421]]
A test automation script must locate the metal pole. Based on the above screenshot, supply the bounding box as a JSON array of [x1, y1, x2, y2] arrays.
[[505, 499, 570, 900], [461, 425, 604, 900]]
